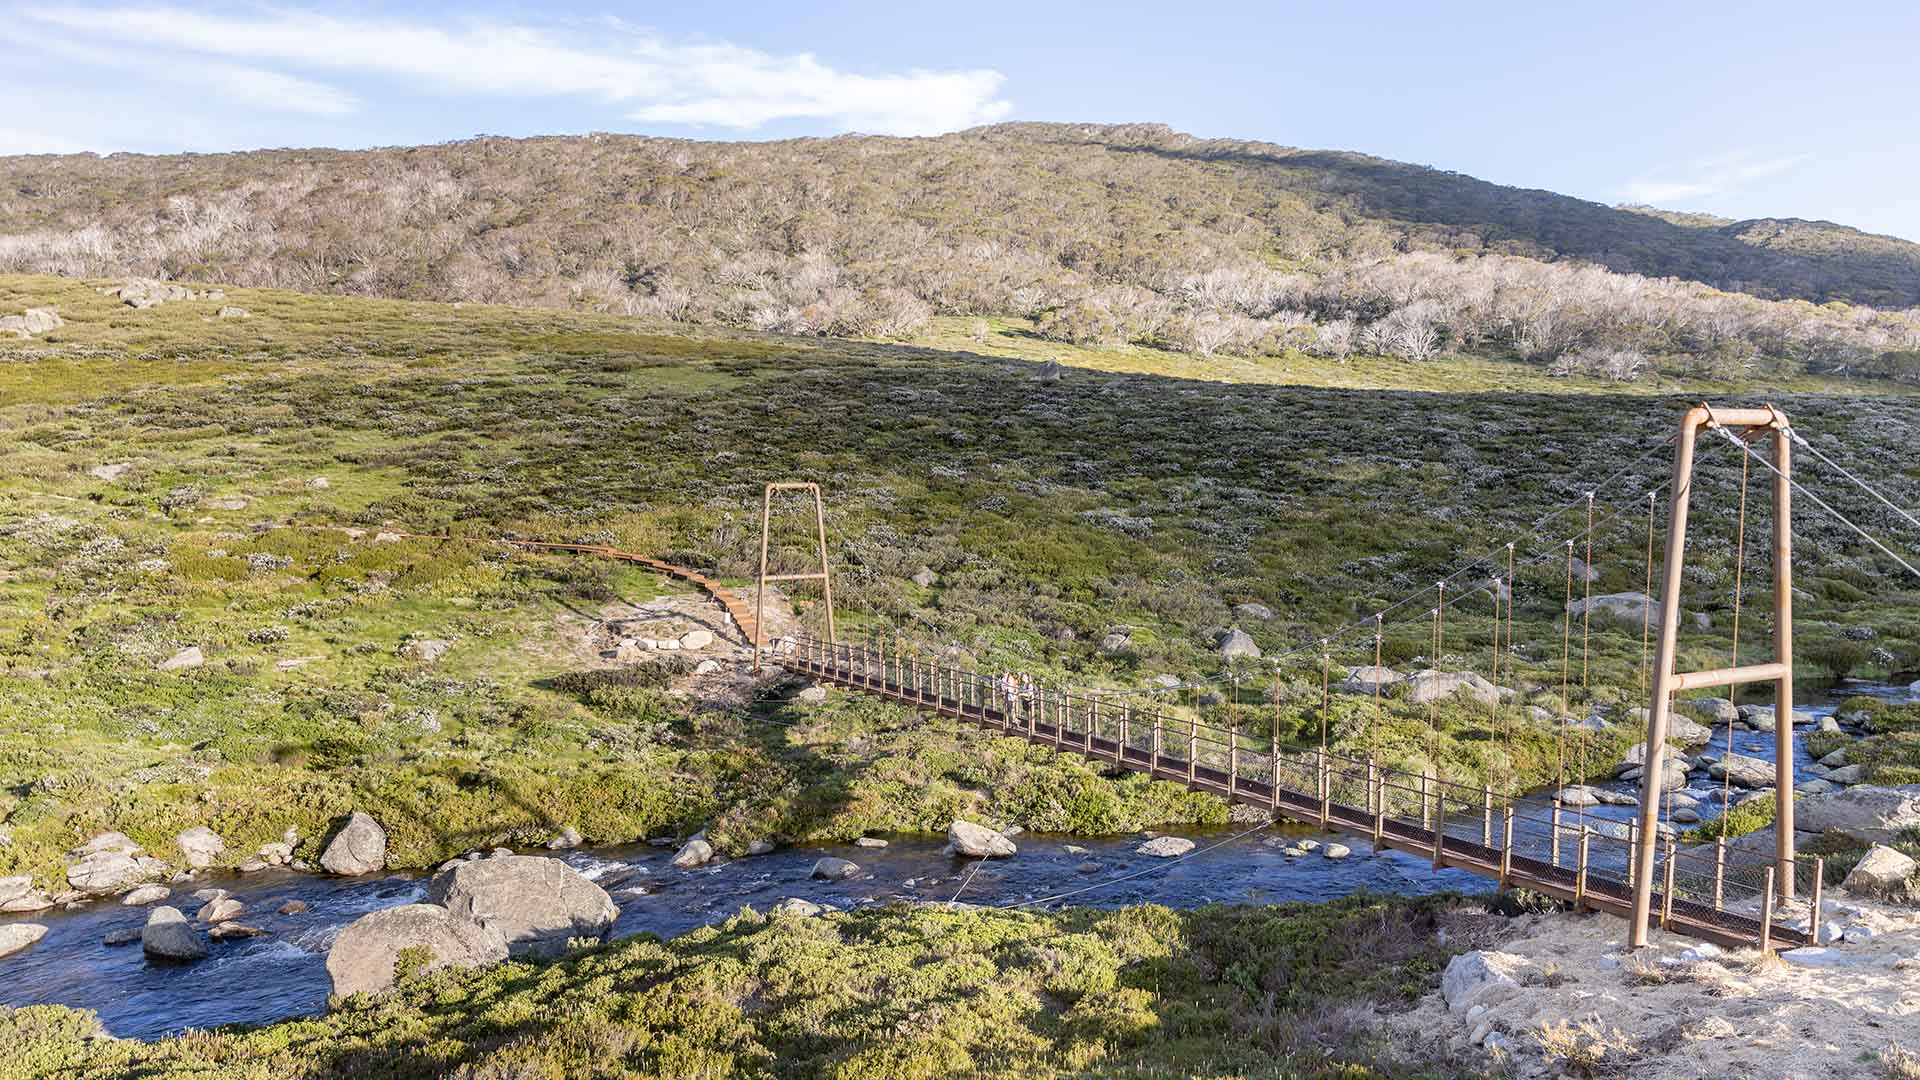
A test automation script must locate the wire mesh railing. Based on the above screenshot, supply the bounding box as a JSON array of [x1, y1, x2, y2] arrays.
[[774, 632, 1814, 950]]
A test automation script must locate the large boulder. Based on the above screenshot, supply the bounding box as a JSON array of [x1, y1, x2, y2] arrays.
[[175, 826, 225, 869], [1682, 697, 1739, 725], [319, 812, 387, 875], [1441, 950, 1529, 1015], [947, 820, 1017, 859], [1742, 705, 1815, 731], [399, 638, 450, 663], [158, 646, 205, 671], [0, 923, 48, 960], [1218, 628, 1261, 660], [1842, 845, 1917, 896], [1794, 785, 1920, 847], [1402, 670, 1504, 707], [1565, 592, 1657, 627], [1826, 764, 1867, 785], [1666, 714, 1712, 745], [1, 876, 46, 912], [122, 884, 170, 906], [67, 847, 149, 895], [1708, 753, 1775, 789], [810, 857, 861, 881], [1339, 666, 1401, 696], [142, 906, 207, 963], [325, 904, 508, 996], [671, 833, 714, 869], [426, 855, 617, 958]]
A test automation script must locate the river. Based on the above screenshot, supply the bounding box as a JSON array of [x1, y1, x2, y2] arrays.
[[0, 678, 1910, 1041]]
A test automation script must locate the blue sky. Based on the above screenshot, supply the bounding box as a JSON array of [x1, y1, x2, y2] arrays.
[[4, 1, 1917, 241]]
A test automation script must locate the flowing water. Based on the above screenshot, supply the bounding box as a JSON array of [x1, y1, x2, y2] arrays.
[[1, 679, 1910, 1041]]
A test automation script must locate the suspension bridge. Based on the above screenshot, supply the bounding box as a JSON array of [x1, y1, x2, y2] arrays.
[[350, 403, 1912, 953], [732, 404, 1920, 952]]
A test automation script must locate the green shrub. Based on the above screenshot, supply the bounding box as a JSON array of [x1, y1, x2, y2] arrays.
[[550, 660, 688, 698], [1682, 795, 1776, 843], [1805, 639, 1871, 679]]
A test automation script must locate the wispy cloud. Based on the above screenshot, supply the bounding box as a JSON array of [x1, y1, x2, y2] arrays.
[[12, 6, 1012, 136], [1620, 150, 1806, 205]]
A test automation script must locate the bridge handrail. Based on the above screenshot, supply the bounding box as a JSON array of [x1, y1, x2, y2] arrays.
[[777, 630, 1814, 950]]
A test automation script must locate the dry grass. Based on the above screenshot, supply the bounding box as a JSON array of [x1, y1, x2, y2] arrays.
[[1883, 1043, 1920, 1080], [1534, 1019, 1640, 1077]]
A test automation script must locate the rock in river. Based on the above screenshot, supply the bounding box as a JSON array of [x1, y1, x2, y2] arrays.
[[1708, 753, 1775, 789], [671, 832, 713, 869], [947, 820, 1017, 858], [326, 904, 508, 996], [810, 857, 861, 881], [319, 811, 387, 875], [142, 906, 207, 963], [0, 923, 48, 960], [1136, 836, 1196, 858], [427, 855, 617, 958]]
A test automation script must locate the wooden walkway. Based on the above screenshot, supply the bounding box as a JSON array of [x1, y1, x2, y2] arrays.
[[776, 634, 1813, 951]]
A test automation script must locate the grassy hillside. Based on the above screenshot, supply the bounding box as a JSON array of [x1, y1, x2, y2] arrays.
[[4, 125, 1919, 384], [1, 274, 1918, 891], [6, 123, 1917, 306]]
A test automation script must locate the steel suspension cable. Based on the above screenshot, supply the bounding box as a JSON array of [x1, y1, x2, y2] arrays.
[[1788, 428, 1920, 532], [1581, 492, 1595, 689], [1723, 450, 1750, 814], [1561, 539, 1575, 719], [1642, 491, 1655, 689], [1712, 425, 1920, 580], [1320, 641, 1331, 758]]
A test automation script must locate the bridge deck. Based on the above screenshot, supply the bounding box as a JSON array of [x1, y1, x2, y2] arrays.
[[782, 644, 1809, 951]]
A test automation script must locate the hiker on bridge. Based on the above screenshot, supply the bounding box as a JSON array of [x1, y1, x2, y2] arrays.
[[1020, 673, 1036, 718], [999, 671, 1017, 718]]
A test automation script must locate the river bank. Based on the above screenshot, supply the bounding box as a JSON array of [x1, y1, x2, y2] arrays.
[[1, 823, 1487, 1040]]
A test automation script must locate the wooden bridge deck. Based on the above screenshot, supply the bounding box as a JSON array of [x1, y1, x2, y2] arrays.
[[779, 639, 1810, 951]]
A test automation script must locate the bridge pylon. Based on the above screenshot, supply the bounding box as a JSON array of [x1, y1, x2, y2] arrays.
[[1630, 404, 1793, 949], [753, 482, 836, 672]]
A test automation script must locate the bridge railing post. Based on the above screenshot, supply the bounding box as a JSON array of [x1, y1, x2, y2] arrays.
[[1152, 713, 1162, 772], [1228, 729, 1238, 796], [1188, 716, 1198, 783], [1661, 838, 1677, 931], [1119, 705, 1130, 764], [1431, 789, 1446, 869], [1499, 808, 1515, 887], [1318, 750, 1331, 825], [1372, 762, 1385, 848], [1759, 867, 1776, 952], [1713, 836, 1726, 910], [1551, 798, 1564, 867], [1420, 771, 1432, 830], [1481, 785, 1493, 846], [1810, 857, 1825, 945], [1576, 827, 1591, 909]]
